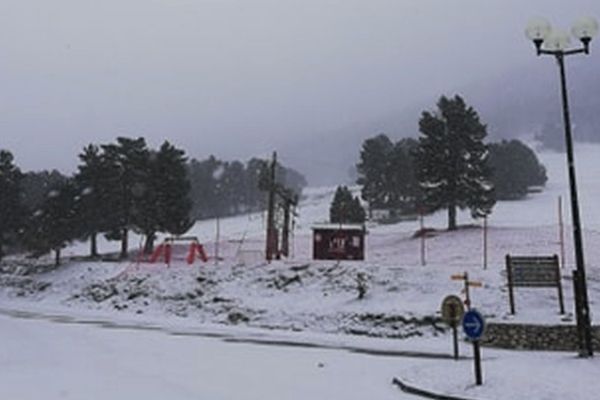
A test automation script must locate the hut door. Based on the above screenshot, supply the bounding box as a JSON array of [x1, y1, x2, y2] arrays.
[[330, 235, 346, 255]]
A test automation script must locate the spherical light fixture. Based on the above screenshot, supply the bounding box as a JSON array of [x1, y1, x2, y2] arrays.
[[525, 17, 552, 52], [543, 29, 571, 51], [572, 16, 599, 53]]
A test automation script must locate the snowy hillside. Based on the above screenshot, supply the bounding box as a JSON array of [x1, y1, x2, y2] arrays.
[[1, 145, 600, 340], [2, 145, 600, 400]]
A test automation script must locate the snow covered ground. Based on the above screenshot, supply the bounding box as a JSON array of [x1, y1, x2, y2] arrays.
[[0, 312, 409, 400], [1, 144, 600, 399], [3, 146, 598, 334], [1, 307, 599, 400]]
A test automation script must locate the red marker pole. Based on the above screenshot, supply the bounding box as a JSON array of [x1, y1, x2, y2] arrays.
[[420, 211, 426, 266], [482, 216, 488, 270]]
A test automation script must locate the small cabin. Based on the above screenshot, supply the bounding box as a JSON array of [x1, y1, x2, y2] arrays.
[[312, 224, 366, 261]]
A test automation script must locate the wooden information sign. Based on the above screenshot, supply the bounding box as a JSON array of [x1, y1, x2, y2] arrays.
[[505, 254, 564, 314]]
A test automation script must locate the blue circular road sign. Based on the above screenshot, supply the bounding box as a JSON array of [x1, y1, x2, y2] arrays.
[[462, 309, 485, 340]]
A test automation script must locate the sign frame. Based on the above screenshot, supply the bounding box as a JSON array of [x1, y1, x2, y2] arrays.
[[441, 295, 465, 360], [462, 308, 485, 385], [441, 295, 465, 326], [505, 254, 564, 315], [462, 309, 486, 341]]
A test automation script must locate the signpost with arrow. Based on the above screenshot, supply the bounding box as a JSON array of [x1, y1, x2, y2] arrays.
[[451, 271, 482, 310], [462, 309, 486, 386]]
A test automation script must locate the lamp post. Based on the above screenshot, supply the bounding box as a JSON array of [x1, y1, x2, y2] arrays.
[[525, 16, 599, 357]]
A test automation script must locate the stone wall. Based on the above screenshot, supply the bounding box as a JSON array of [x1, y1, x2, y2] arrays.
[[482, 323, 600, 351]]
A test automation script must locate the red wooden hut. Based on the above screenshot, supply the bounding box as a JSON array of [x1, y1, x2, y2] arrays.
[[312, 224, 366, 260]]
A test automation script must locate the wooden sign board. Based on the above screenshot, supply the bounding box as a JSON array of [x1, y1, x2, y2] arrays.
[[505, 254, 564, 314]]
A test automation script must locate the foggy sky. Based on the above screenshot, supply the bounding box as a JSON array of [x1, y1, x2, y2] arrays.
[[1, 0, 599, 183]]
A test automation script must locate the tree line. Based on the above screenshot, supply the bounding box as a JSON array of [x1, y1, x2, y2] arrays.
[[188, 155, 306, 220], [0, 137, 306, 264], [352, 95, 547, 230]]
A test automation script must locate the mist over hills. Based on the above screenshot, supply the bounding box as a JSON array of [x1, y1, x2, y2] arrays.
[[286, 58, 600, 186]]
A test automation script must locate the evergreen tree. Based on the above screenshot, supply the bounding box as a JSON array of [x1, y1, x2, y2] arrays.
[[0, 150, 24, 259], [25, 179, 78, 266], [351, 196, 367, 224], [187, 155, 222, 220], [329, 186, 366, 224], [101, 137, 150, 259], [415, 95, 495, 230], [21, 170, 68, 213], [276, 163, 307, 198], [244, 158, 269, 212], [73, 145, 112, 257], [136, 141, 193, 253], [356, 134, 394, 214], [488, 139, 547, 200], [220, 161, 246, 215], [356, 135, 421, 216], [388, 138, 421, 214]]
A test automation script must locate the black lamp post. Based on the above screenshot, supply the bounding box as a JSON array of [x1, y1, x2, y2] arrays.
[[526, 16, 598, 357]]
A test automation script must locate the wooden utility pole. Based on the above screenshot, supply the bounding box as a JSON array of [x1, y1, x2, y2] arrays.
[[420, 211, 426, 266], [265, 152, 277, 262], [281, 200, 290, 258], [263, 151, 298, 261], [215, 215, 220, 266]]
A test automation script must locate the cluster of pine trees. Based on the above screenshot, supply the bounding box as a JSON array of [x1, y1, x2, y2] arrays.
[[187, 156, 306, 220], [0, 137, 307, 265], [356, 95, 547, 230], [0, 137, 192, 265]]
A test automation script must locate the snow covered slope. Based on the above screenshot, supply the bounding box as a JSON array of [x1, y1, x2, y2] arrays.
[[2, 145, 600, 338]]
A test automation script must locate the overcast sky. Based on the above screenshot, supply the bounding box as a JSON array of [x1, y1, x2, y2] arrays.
[[1, 0, 598, 182]]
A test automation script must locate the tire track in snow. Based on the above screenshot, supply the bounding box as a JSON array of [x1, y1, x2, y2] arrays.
[[0, 306, 464, 361]]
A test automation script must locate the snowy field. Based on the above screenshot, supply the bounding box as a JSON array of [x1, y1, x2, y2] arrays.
[[1, 144, 600, 399]]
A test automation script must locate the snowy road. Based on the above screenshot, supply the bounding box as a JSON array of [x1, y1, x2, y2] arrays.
[[2, 308, 600, 400], [0, 312, 414, 400]]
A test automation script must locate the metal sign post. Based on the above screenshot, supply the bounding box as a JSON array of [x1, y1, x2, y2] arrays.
[[462, 309, 485, 386], [441, 295, 465, 360]]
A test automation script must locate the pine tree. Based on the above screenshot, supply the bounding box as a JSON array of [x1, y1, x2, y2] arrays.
[[356, 134, 394, 214], [187, 155, 222, 220], [25, 179, 78, 266], [220, 161, 246, 215], [330, 186, 366, 224], [21, 170, 68, 213], [415, 95, 495, 230], [389, 138, 420, 214], [244, 158, 269, 212], [73, 144, 113, 258], [150, 141, 193, 248], [101, 137, 150, 259], [0, 150, 24, 260], [488, 139, 547, 200], [350, 196, 367, 224], [121, 141, 194, 254]]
